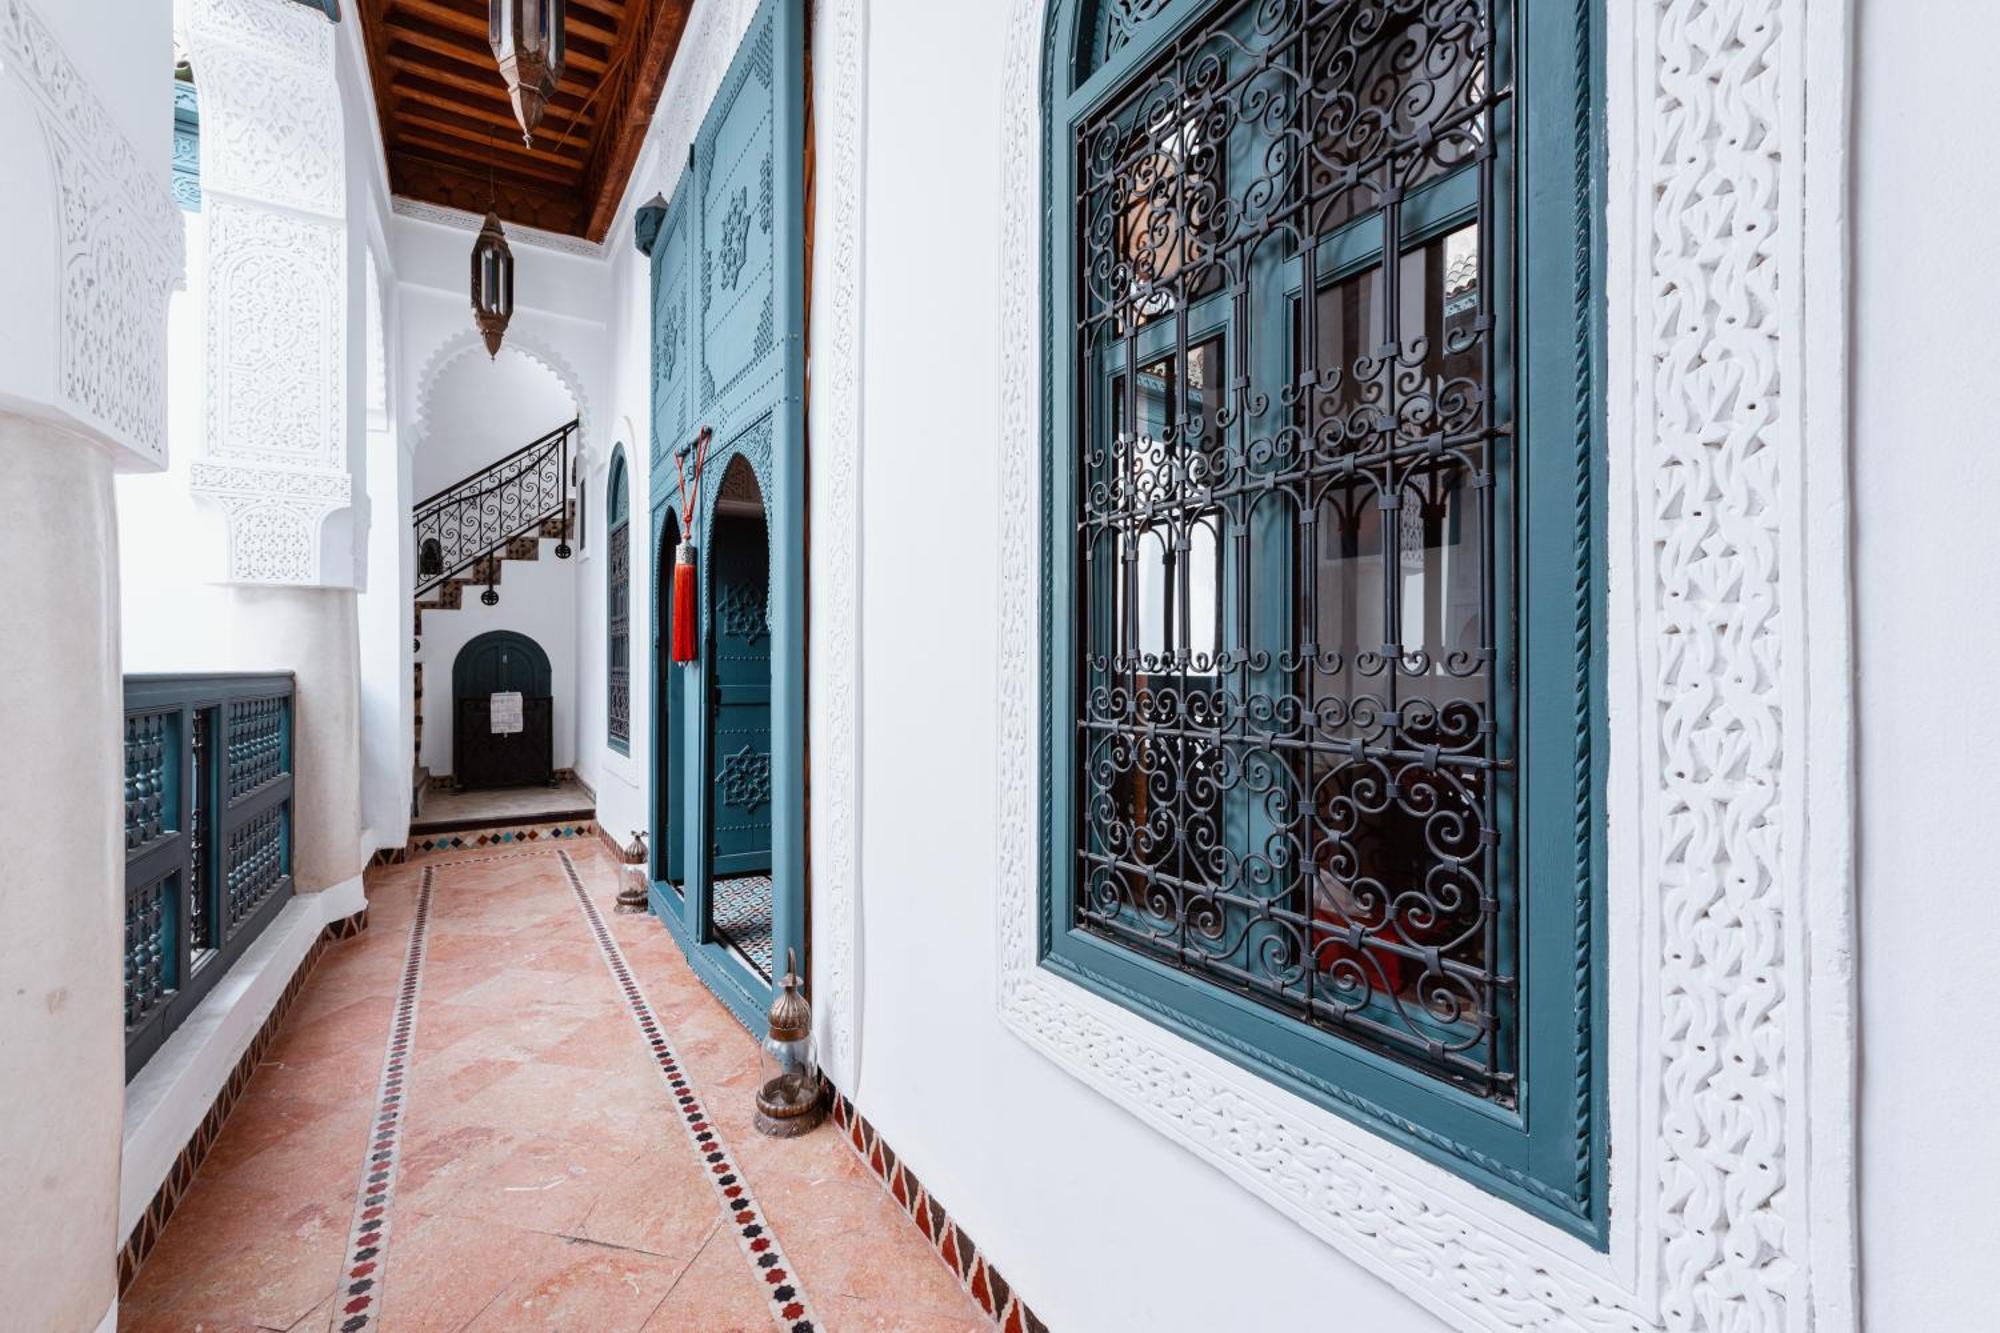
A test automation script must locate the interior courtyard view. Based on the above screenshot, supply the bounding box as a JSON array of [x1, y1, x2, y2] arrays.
[[1, 0, 1995, 1328]]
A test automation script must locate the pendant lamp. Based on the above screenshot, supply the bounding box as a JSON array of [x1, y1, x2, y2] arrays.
[[489, 0, 566, 149]]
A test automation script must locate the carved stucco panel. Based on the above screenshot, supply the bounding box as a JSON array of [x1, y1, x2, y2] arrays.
[[202, 200, 344, 469], [189, 0, 331, 73], [182, 0, 352, 585], [0, 0, 183, 467], [193, 39, 343, 218]]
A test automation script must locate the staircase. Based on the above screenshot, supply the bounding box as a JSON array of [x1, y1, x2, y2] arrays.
[[412, 418, 580, 648], [411, 419, 580, 798]]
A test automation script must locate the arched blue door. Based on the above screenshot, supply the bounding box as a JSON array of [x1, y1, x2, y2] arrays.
[[638, 0, 807, 1030]]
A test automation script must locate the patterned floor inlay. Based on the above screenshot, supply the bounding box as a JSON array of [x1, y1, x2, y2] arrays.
[[332, 866, 434, 1332], [556, 851, 819, 1332], [712, 873, 775, 980]]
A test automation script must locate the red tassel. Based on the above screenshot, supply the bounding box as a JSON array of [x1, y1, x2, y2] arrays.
[[671, 542, 698, 663]]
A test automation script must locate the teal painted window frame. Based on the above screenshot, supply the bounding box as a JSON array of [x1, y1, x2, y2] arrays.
[[607, 445, 632, 755], [171, 75, 200, 213], [1038, 0, 1606, 1243]]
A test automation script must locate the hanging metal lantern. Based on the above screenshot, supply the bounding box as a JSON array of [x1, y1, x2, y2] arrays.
[[471, 210, 514, 358], [489, 0, 566, 149]]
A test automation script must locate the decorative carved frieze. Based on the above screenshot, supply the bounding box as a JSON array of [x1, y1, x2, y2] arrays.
[[0, 0, 184, 468]]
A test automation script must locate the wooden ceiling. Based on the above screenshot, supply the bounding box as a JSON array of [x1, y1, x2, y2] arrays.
[[355, 0, 693, 243]]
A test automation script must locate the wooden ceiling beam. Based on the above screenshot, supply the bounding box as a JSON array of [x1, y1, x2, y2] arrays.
[[581, 0, 693, 242], [396, 129, 584, 190], [385, 14, 611, 79], [390, 85, 598, 158], [379, 64, 600, 135], [389, 2, 615, 69], [364, 0, 695, 243]]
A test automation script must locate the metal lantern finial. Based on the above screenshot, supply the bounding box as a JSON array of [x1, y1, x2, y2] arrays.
[[471, 209, 514, 359], [489, 0, 566, 149]]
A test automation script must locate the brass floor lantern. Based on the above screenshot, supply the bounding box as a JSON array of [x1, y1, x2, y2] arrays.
[[489, 0, 565, 149], [754, 950, 826, 1137]]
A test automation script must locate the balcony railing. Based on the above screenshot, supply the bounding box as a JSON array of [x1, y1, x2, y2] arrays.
[[124, 673, 296, 1080], [413, 418, 577, 600]]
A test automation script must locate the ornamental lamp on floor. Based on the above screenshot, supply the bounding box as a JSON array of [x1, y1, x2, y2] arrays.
[[617, 830, 649, 914], [754, 949, 825, 1137]]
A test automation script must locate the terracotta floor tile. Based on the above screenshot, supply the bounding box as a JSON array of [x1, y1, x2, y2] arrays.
[[121, 1178, 349, 1329], [638, 1228, 778, 1333], [131, 848, 990, 1333]]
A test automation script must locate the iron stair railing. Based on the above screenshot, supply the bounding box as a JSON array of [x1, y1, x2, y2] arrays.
[[413, 418, 578, 604]]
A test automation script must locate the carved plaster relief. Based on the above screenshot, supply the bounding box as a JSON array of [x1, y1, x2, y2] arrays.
[[186, 0, 351, 586], [992, 1, 1855, 1330], [202, 201, 344, 468], [0, 0, 184, 468]]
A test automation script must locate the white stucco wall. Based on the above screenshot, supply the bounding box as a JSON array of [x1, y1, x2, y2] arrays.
[[1853, 4, 2000, 1329], [412, 347, 579, 500]]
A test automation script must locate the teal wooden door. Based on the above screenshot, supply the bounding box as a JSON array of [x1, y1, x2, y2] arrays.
[[707, 499, 771, 876], [453, 630, 551, 698], [637, 0, 806, 1030]]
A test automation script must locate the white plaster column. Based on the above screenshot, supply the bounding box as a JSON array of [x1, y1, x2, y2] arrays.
[[0, 0, 182, 1325], [0, 419, 126, 1333], [184, 0, 368, 892]]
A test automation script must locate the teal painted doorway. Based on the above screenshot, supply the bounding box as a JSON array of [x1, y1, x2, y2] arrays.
[[639, 0, 808, 1033], [707, 464, 772, 879]]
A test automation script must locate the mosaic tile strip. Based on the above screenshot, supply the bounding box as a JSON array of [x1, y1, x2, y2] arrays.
[[332, 866, 435, 1332], [404, 819, 597, 857], [119, 909, 371, 1290], [713, 873, 775, 980], [828, 1088, 1049, 1333], [555, 850, 821, 1333]]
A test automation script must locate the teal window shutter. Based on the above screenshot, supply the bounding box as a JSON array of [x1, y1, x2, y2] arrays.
[[1039, 0, 1606, 1244], [640, 0, 808, 1030], [607, 446, 631, 754]]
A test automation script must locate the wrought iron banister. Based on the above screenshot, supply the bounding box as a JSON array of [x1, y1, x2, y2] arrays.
[[124, 672, 296, 1080], [413, 418, 577, 600]]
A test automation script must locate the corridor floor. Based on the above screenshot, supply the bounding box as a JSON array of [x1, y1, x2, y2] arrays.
[[120, 844, 989, 1332]]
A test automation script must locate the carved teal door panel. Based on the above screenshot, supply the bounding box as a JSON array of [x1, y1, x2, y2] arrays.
[[706, 503, 772, 877], [638, 0, 806, 1031], [646, 167, 693, 889], [651, 179, 694, 474]]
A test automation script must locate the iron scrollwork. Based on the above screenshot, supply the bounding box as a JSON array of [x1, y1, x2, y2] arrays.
[[411, 419, 578, 600], [1070, 0, 1513, 1099]]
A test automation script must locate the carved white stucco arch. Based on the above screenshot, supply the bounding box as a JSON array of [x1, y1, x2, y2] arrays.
[[411, 327, 596, 464]]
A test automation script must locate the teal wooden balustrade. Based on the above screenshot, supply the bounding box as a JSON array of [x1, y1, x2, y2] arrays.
[[123, 673, 296, 1080]]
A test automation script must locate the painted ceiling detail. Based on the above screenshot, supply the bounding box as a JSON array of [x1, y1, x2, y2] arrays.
[[354, 0, 693, 242]]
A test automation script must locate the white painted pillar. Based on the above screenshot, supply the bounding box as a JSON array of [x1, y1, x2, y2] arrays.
[[0, 418, 126, 1333], [0, 0, 181, 1323], [184, 0, 369, 892]]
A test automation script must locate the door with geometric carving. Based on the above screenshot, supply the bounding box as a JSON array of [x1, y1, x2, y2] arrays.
[[638, 0, 806, 1029], [703, 459, 774, 976]]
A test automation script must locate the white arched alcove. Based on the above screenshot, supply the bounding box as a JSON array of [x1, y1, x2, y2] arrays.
[[412, 326, 595, 485], [412, 343, 581, 498]]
